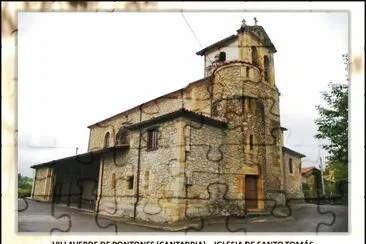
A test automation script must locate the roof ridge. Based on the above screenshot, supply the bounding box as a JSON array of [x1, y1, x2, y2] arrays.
[[127, 108, 227, 130], [87, 76, 213, 128]]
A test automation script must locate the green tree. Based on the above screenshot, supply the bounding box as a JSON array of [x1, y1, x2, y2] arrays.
[[315, 55, 349, 187], [315, 55, 349, 167], [18, 173, 33, 198]]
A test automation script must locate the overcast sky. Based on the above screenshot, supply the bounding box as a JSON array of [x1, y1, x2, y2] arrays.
[[18, 11, 349, 177]]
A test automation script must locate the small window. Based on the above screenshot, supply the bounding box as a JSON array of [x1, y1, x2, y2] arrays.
[[249, 135, 254, 150], [111, 173, 116, 189], [251, 46, 258, 66], [127, 176, 134, 190], [147, 129, 158, 150], [104, 132, 111, 148], [246, 67, 250, 77], [218, 52, 226, 62], [264, 55, 270, 82], [289, 158, 293, 174], [144, 171, 149, 190]]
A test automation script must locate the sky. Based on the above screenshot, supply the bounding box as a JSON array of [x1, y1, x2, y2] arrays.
[[18, 11, 349, 177]]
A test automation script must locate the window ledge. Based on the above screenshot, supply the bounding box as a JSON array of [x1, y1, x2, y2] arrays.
[[146, 148, 158, 152]]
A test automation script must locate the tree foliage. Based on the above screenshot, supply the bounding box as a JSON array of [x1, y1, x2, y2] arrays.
[[18, 173, 33, 198], [315, 55, 349, 166]]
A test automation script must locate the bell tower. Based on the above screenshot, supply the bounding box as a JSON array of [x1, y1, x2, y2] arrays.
[[196, 19, 285, 208], [237, 18, 277, 87]]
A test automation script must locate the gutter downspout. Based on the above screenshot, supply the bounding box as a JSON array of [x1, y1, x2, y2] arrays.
[[134, 105, 143, 219], [96, 157, 104, 213], [31, 169, 37, 198]]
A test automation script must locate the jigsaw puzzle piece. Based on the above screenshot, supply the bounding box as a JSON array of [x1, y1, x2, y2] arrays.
[[18, 165, 73, 233], [50, 210, 72, 233], [283, 178, 348, 232], [225, 215, 248, 233], [184, 181, 248, 232], [313, 177, 346, 232], [17, 197, 72, 233], [225, 196, 292, 233], [17, 197, 29, 212], [94, 207, 118, 233]]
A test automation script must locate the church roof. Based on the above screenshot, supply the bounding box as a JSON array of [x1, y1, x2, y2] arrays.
[[127, 108, 227, 130], [196, 24, 276, 56], [301, 166, 315, 174], [87, 76, 213, 129], [196, 35, 237, 56], [237, 25, 277, 53], [282, 146, 306, 158], [301, 166, 320, 176]]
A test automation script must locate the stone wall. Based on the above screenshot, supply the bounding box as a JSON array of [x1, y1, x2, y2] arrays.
[[97, 118, 185, 223], [88, 78, 212, 152], [184, 121, 231, 218], [32, 166, 54, 201], [302, 173, 317, 198], [185, 78, 212, 116], [283, 152, 304, 199]]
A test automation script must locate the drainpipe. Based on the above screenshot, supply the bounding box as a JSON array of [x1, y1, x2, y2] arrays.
[[31, 169, 37, 198], [134, 105, 143, 219], [319, 157, 325, 196], [67, 163, 73, 206], [96, 157, 104, 213]]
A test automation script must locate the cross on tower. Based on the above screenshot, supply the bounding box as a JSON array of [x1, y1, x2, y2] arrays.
[[254, 17, 258, 25], [241, 18, 247, 27]]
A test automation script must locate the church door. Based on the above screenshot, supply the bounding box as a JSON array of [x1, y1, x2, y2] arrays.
[[245, 175, 258, 209]]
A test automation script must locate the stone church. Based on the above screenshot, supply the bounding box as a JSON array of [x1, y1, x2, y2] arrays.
[[30, 20, 306, 223]]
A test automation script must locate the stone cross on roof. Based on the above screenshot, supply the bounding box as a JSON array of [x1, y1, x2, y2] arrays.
[[241, 18, 247, 27]]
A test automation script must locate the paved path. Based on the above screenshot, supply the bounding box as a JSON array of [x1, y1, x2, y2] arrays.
[[17, 199, 348, 233]]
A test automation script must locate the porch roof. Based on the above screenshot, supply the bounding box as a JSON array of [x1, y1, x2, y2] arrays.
[[30, 144, 129, 169]]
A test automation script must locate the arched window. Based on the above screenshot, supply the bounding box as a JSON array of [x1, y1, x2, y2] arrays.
[[246, 66, 250, 78], [251, 46, 258, 66], [214, 51, 226, 63], [104, 132, 111, 148], [116, 127, 128, 145], [264, 55, 270, 82], [218, 52, 226, 62]]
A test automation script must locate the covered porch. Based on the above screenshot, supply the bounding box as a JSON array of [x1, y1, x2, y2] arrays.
[[30, 145, 129, 211]]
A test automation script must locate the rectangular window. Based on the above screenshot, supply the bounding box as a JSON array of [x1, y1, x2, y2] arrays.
[[249, 135, 254, 150], [111, 173, 116, 189], [144, 171, 149, 190], [127, 176, 134, 190], [289, 158, 293, 174], [147, 129, 158, 150], [246, 67, 250, 77]]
